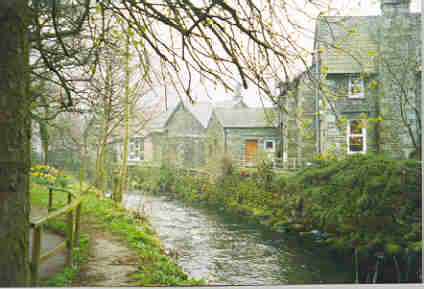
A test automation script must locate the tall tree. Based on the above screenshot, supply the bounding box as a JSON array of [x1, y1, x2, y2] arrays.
[[115, 28, 131, 203], [0, 1, 31, 285], [2, 0, 334, 284]]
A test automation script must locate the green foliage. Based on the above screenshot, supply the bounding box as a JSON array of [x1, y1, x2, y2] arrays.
[[46, 267, 74, 286], [292, 154, 421, 279], [137, 153, 421, 282], [30, 176, 203, 286], [81, 192, 203, 285]]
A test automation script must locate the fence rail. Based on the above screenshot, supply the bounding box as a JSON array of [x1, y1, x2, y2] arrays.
[[236, 157, 306, 171], [29, 187, 82, 286]]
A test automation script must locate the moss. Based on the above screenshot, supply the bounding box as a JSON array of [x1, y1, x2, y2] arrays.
[[136, 153, 421, 282]]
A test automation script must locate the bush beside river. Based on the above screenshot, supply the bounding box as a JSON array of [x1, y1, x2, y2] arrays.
[[134, 154, 421, 283]]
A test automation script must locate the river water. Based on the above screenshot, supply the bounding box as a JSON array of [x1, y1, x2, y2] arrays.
[[123, 191, 353, 285]]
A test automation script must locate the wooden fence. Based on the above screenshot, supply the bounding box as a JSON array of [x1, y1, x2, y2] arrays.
[[236, 157, 306, 171], [29, 187, 82, 286]]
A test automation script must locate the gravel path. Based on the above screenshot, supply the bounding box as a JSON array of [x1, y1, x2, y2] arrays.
[[76, 216, 141, 286]]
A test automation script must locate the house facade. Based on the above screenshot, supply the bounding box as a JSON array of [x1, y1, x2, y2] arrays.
[[283, 0, 421, 162], [209, 108, 280, 167], [161, 101, 213, 167], [139, 96, 282, 168]]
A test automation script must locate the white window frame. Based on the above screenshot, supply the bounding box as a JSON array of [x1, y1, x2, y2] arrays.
[[348, 74, 364, 98], [128, 137, 144, 161], [347, 120, 366, 154], [264, 139, 276, 152]]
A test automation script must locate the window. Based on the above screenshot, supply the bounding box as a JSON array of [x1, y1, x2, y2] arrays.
[[347, 120, 366, 154], [325, 77, 337, 89], [264, 140, 275, 152], [348, 74, 364, 98], [128, 138, 144, 161]]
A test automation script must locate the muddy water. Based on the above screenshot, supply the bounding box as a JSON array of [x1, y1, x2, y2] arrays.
[[123, 191, 353, 285]]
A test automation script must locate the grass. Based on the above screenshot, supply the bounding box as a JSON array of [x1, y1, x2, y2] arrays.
[[30, 178, 205, 286], [30, 182, 90, 286]]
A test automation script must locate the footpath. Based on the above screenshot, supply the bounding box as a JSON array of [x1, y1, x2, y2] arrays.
[[30, 204, 141, 286], [29, 205, 66, 281]]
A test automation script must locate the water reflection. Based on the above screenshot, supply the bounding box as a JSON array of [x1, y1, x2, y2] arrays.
[[123, 191, 352, 285]]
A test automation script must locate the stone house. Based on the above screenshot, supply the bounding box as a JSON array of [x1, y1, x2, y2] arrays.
[[112, 105, 176, 165], [130, 101, 213, 167], [206, 107, 280, 167], [282, 0, 421, 162], [143, 95, 281, 168], [161, 101, 214, 167]]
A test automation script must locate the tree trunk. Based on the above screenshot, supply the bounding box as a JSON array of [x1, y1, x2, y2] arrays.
[[0, 2, 31, 285], [98, 59, 113, 196], [115, 30, 131, 203], [40, 120, 49, 165]]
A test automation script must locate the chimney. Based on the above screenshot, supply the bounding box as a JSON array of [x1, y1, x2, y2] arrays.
[[380, 0, 410, 16], [233, 83, 242, 102]]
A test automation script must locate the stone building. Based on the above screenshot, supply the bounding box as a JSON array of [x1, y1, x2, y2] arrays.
[[282, 0, 421, 162], [141, 96, 280, 168], [206, 107, 280, 167]]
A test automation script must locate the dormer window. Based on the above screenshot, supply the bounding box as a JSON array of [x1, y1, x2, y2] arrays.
[[348, 74, 364, 98]]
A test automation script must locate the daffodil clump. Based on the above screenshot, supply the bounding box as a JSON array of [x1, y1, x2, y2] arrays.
[[30, 165, 70, 187]]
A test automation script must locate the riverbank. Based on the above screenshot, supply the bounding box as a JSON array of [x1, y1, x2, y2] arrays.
[[123, 190, 354, 284], [29, 182, 205, 286], [134, 154, 421, 283]]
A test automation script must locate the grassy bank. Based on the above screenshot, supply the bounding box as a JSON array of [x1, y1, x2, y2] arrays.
[[133, 154, 421, 283], [30, 179, 204, 286]]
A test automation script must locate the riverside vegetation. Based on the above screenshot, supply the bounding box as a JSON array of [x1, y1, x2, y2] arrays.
[[133, 154, 421, 283], [29, 166, 204, 286]]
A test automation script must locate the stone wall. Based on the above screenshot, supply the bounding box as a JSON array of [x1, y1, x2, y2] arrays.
[[223, 127, 280, 165], [290, 12, 421, 161], [159, 104, 208, 167], [378, 13, 421, 159]]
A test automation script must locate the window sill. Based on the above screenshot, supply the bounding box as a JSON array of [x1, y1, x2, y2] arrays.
[[347, 151, 366, 154]]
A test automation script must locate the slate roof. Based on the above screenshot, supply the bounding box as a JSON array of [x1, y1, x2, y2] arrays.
[[215, 108, 278, 128], [214, 98, 248, 108], [315, 16, 379, 74], [147, 105, 177, 131], [146, 101, 214, 131], [315, 13, 420, 74], [145, 100, 276, 133], [186, 101, 214, 129]]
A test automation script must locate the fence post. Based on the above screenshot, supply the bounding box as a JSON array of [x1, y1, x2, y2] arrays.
[[66, 210, 74, 267], [68, 191, 72, 204], [74, 203, 81, 248], [48, 188, 53, 212], [401, 168, 406, 186], [31, 226, 42, 286]]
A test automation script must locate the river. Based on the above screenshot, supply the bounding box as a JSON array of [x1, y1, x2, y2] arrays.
[[123, 190, 353, 285]]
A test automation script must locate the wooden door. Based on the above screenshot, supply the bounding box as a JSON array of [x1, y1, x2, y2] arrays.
[[245, 140, 258, 162]]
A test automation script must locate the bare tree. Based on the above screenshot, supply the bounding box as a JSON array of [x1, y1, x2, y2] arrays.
[[1, 0, 334, 284]]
